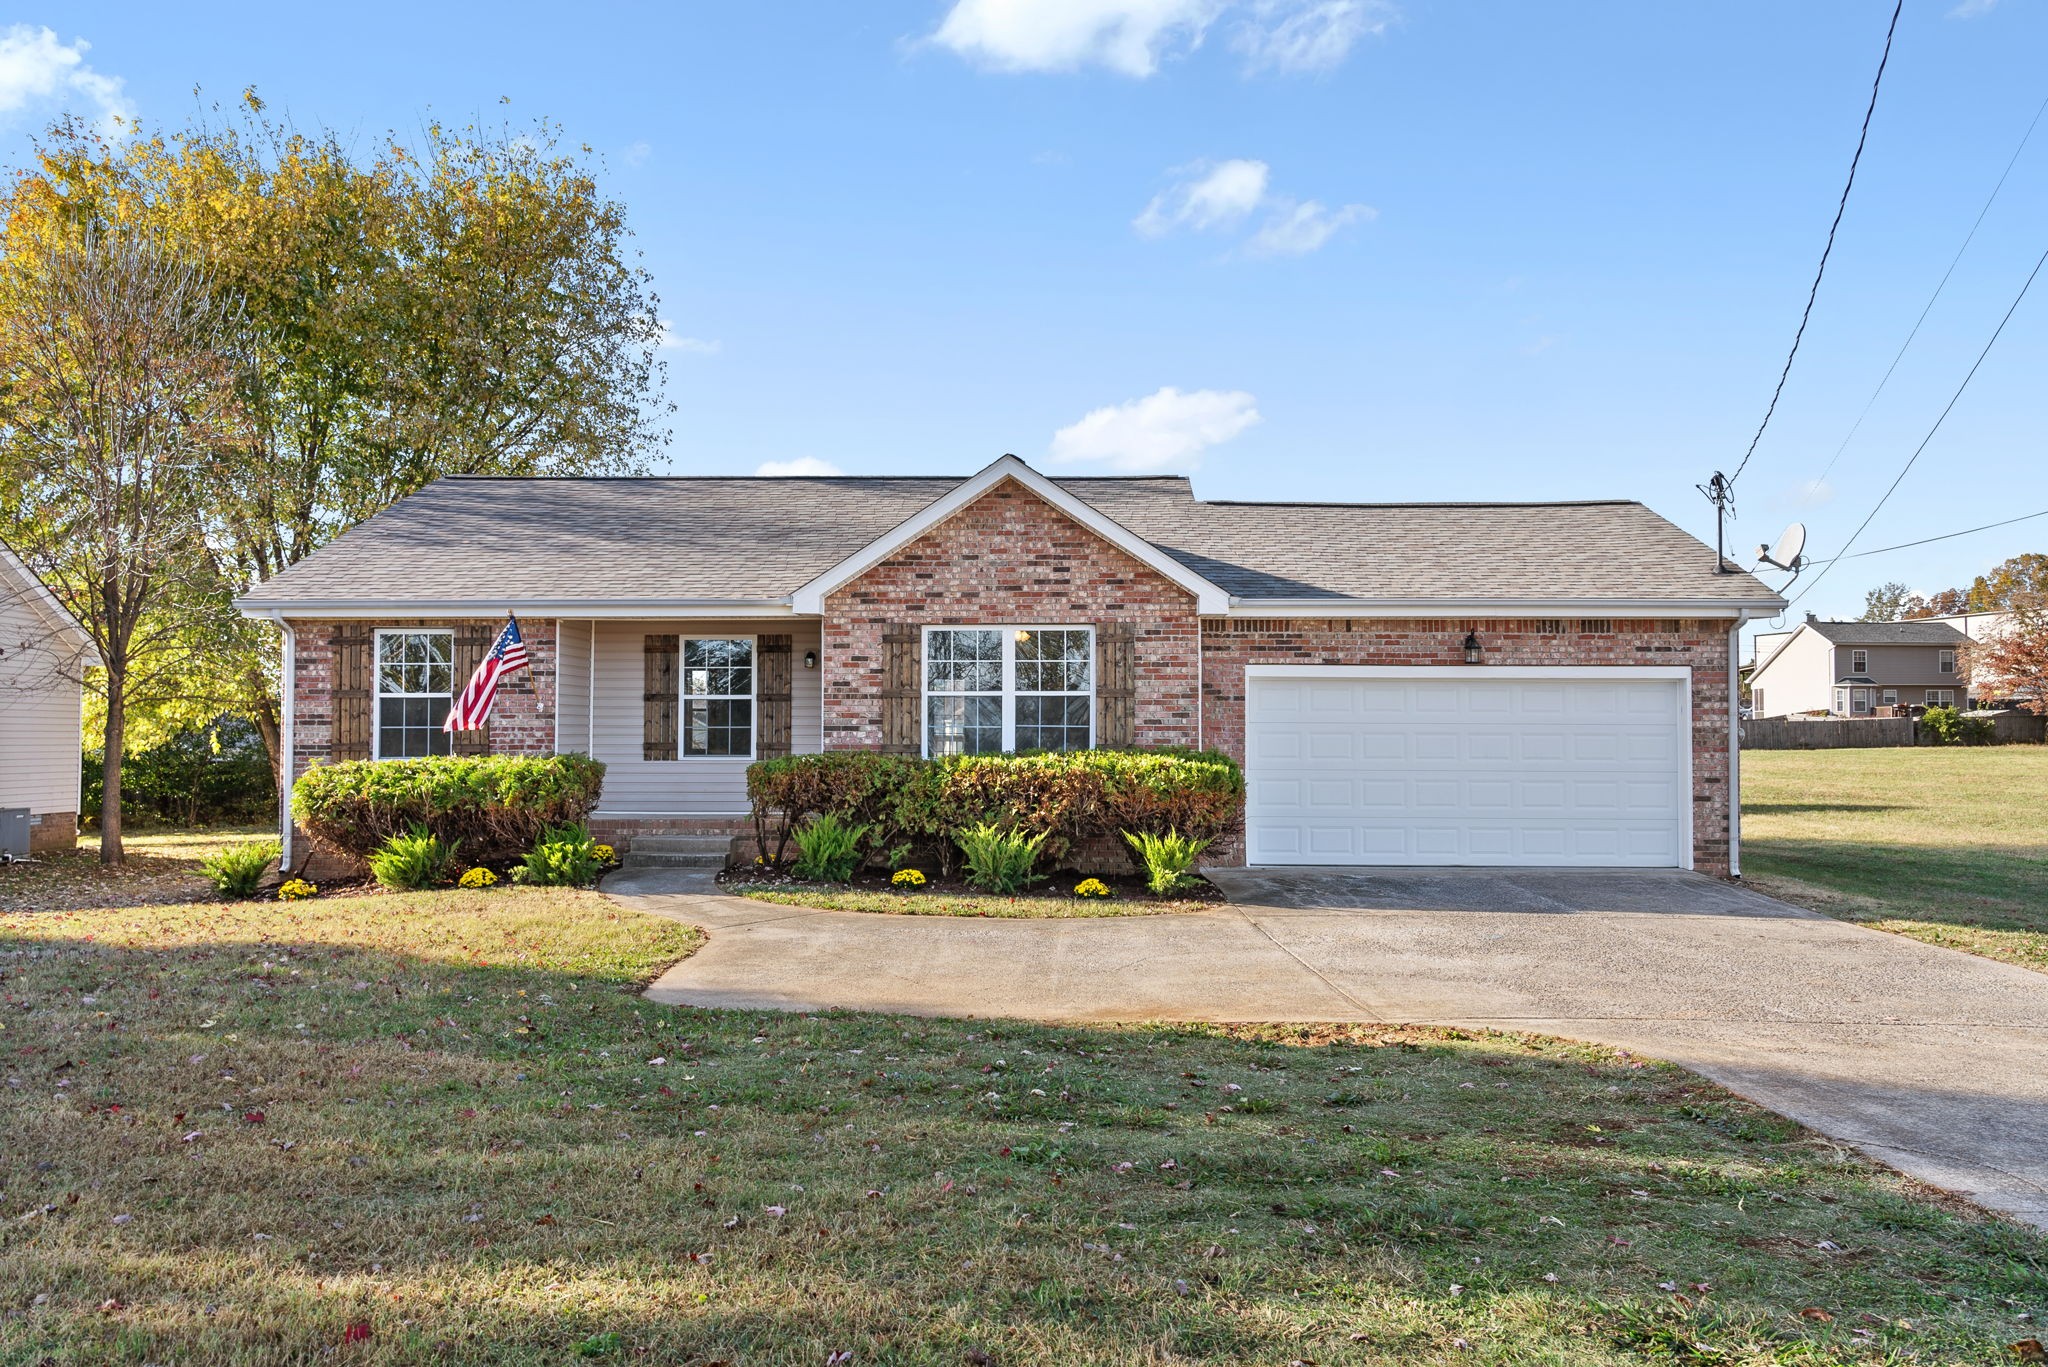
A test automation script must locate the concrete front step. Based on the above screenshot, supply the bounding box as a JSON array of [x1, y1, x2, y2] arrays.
[[621, 851, 728, 870], [625, 835, 735, 856]]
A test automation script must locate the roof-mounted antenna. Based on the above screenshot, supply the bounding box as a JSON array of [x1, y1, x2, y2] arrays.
[[1697, 471, 1738, 574]]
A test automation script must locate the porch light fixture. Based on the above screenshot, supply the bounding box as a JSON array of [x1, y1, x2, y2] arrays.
[[1462, 631, 1482, 664], [802, 649, 817, 670]]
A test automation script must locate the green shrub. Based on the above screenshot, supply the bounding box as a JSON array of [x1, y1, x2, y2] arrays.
[[514, 823, 604, 887], [367, 824, 461, 890], [199, 840, 280, 899], [955, 822, 1048, 893], [1123, 828, 1210, 895], [84, 716, 276, 829], [292, 754, 605, 865], [746, 748, 1243, 873], [1920, 706, 1994, 746], [791, 813, 869, 882]]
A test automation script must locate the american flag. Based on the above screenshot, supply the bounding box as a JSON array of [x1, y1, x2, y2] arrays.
[[444, 615, 531, 732]]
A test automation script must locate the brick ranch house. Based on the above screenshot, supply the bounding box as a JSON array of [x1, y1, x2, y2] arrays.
[[236, 455, 1785, 876]]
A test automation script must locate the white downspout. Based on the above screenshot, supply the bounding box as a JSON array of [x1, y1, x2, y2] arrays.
[[1728, 611, 1756, 879], [280, 621, 297, 871]]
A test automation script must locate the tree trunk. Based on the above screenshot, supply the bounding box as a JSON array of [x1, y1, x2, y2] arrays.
[[100, 677, 125, 865], [245, 668, 283, 786]]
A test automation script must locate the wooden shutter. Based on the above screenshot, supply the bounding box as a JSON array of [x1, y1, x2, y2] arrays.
[[450, 624, 494, 755], [756, 634, 794, 760], [331, 625, 373, 762], [643, 633, 679, 761], [880, 628, 922, 755], [1096, 622, 1137, 749]]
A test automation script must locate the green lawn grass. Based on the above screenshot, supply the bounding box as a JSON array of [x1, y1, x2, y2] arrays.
[[1741, 746, 2048, 972], [4, 885, 2044, 1364]]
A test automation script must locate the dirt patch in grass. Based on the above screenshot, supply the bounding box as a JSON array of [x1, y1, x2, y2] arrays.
[[1741, 747, 2048, 973], [720, 866, 1220, 918], [3, 888, 2045, 1364]]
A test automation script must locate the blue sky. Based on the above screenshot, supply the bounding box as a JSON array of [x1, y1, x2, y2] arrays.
[[12, 1, 2048, 637]]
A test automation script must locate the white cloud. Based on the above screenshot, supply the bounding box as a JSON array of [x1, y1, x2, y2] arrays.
[[1948, 0, 1999, 16], [656, 320, 721, 355], [0, 26, 134, 135], [1247, 197, 1374, 255], [1136, 160, 1371, 254], [1234, 0, 1392, 74], [928, 0, 1225, 76], [1134, 158, 1269, 237], [755, 457, 845, 477], [1048, 386, 1260, 472], [622, 140, 652, 167], [1796, 478, 1835, 508]]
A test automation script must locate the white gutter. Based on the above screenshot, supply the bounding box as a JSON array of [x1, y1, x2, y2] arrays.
[[279, 622, 296, 872], [1223, 597, 1787, 618], [234, 599, 797, 621], [1726, 607, 1769, 879]]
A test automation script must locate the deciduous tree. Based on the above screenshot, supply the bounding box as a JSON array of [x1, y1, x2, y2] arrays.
[[1961, 594, 2048, 715]]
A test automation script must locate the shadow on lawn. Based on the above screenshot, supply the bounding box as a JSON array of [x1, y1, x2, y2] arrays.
[[1742, 802, 1910, 816], [5, 919, 2045, 1365]]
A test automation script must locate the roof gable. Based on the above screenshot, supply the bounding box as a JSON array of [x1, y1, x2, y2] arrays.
[[0, 537, 96, 658], [788, 456, 1230, 614]]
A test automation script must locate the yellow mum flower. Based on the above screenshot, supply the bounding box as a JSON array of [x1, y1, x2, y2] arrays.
[[459, 866, 499, 889], [277, 878, 318, 902], [593, 844, 618, 864], [1074, 878, 1112, 899], [891, 868, 927, 887]]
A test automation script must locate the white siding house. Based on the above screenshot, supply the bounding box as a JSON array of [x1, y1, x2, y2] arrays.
[[0, 540, 96, 855]]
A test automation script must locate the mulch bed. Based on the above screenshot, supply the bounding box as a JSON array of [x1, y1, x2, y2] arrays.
[[716, 864, 1225, 904]]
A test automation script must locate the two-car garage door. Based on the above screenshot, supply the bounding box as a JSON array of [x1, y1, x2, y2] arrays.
[[1244, 669, 1692, 868]]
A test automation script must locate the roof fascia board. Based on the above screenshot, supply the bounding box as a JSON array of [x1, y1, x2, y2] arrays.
[[0, 538, 98, 658], [1220, 597, 1786, 618], [788, 455, 1230, 615], [234, 599, 798, 621]]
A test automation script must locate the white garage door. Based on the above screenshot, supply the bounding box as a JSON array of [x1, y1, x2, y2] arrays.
[[1245, 670, 1691, 868]]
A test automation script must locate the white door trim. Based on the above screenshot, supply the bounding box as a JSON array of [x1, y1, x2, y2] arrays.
[[1242, 664, 1696, 870]]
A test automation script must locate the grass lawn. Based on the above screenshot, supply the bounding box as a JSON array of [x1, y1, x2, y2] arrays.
[[0, 828, 276, 914], [1741, 747, 2048, 973], [735, 885, 1212, 918], [5, 884, 2046, 1363]]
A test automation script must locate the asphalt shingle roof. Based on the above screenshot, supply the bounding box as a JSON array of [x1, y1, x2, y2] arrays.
[[238, 473, 1783, 610], [1805, 619, 1968, 646]]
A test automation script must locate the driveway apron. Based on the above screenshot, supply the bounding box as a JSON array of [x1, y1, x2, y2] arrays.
[[612, 865, 2048, 1230]]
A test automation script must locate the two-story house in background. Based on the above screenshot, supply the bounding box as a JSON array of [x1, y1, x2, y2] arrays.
[[1748, 614, 1986, 717]]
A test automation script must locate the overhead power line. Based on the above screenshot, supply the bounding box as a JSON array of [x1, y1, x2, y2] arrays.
[[1790, 239, 2048, 607], [1807, 506, 2048, 565], [1728, 0, 1903, 489], [1806, 88, 2048, 496]]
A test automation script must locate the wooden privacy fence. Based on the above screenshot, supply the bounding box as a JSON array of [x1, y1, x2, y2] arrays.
[[1741, 713, 2046, 749]]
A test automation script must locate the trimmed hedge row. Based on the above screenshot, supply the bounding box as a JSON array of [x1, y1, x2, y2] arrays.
[[292, 754, 606, 865], [746, 749, 1244, 872]]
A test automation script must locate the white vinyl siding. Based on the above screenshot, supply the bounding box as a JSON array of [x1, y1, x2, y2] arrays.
[[583, 619, 820, 817], [0, 575, 88, 820], [554, 619, 592, 755]]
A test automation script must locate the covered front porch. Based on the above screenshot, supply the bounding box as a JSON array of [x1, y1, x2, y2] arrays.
[[552, 617, 824, 837]]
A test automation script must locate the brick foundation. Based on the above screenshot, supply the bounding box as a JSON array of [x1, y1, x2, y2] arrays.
[[28, 811, 76, 855]]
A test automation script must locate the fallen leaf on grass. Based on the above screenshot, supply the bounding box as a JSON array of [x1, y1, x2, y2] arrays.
[[2009, 1340, 2045, 1363], [1798, 1307, 1833, 1323]]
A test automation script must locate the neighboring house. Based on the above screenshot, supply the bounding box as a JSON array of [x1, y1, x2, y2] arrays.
[[236, 455, 1784, 875], [0, 538, 96, 855], [1747, 614, 1972, 718]]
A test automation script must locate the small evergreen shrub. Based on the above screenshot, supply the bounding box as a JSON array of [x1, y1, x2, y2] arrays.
[[514, 823, 605, 887], [791, 813, 869, 883], [368, 824, 460, 890], [199, 840, 279, 899], [1123, 829, 1210, 895], [956, 822, 1047, 894], [292, 754, 605, 865]]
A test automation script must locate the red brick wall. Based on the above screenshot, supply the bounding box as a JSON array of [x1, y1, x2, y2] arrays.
[[28, 811, 75, 855], [285, 618, 558, 783], [1197, 617, 1736, 875], [821, 478, 1202, 750]]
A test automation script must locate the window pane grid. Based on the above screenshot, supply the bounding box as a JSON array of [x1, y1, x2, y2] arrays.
[[682, 638, 754, 757], [924, 626, 1093, 756], [375, 631, 453, 759]]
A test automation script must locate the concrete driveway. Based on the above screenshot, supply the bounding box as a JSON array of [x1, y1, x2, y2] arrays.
[[611, 865, 2048, 1229]]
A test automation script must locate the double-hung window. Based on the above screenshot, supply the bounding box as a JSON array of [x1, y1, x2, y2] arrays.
[[682, 638, 754, 756], [1938, 649, 1955, 675], [375, 630, 454, 758], [924, 626, 1093, 756], [1850, 648, 1869, 674]]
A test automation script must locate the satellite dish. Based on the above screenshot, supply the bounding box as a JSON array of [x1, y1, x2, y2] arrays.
[[1755, 522, 1807, 572]]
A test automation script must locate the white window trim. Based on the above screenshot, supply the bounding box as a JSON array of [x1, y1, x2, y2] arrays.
[[678, 634, 758, 760], [1850, 689, 1872, 715], [1928, 688, 1956, 708], [1938, 648, 1955, 674], [921, 624, 1095, 757], [1851, 648, 1868, 674], [372, 628, 455, 761], [1881, 689, 1898, 707]]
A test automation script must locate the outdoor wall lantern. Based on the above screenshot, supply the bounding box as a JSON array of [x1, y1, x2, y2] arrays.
[[1462, 631, 1483, 664], [802, 649, 818, 670]]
